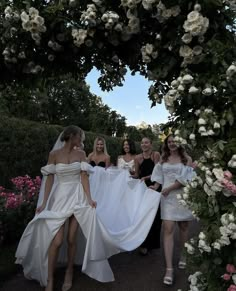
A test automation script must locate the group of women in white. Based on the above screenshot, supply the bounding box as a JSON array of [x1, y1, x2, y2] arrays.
[[15, 125, 195, 291]]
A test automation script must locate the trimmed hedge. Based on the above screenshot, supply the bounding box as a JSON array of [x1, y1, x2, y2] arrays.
[[0, 116, 161, 187]]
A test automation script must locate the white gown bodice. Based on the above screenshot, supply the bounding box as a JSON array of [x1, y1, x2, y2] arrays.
[[117, 157, 135, 172]]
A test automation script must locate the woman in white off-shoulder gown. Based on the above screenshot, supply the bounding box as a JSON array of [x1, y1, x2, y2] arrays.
[[16, 126, 161, 291], [150, 134, 194, 286]]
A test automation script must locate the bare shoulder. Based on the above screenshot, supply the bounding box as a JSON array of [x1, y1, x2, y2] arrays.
[[48, 150, 57, 164], [77, 150, 86, 160], [135, 153, 142, 163], [186, 155, 192, 166]]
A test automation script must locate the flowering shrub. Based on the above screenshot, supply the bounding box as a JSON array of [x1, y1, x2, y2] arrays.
[[0, 0, 236, 290], [0, 175, 41, 244]]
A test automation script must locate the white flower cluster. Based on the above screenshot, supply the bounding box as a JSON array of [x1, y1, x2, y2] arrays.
[[121, 0, 142, 9], [224, 0, 236, 11], [173, 129, 187, 146], [101, 11, 120, 30], [72, 29, 95, 47], [4, 6, 20, 21], [20, 7, 46, 45], [183, 5, 209, 38], [212, 213, 236, 250], [80, 4, 97, 27], [2, 46, 17, 64], [198, 232, 212, 253], [163, 74, 197, 113], [196, 108, 220, 137], [151, 2, 181, 23], [188, 271, 207, 291], [226, 63, 236, 80], [179, 44, 204, 67], [228, 155, 236, 168], [141, 43, 158, 63]]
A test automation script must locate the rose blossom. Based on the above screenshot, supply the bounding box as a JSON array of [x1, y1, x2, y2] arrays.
[[226, 264, 236, 274], [223, 273, 231, 281]]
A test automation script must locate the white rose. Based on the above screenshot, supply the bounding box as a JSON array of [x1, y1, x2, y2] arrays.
[[145, 43, 154, 55], [182, 33, 192, 44], [189, 86, 199, 94], [207, 130, 215, 136], [198, 126, 206, 133], [187, 11, 200, 23], [171, 80, 179, 88], [212, 242, 221, 250], [182, 74, 194, 84], [198, 118, 206, 125], [183, 193, 189, 200], [194, 109, 201, 116], [193, 46, 203, 55], [228, 214, 235, 222], [199, 232, 206, 240], [189, 133, 195, 140], [176, 193, 182, 200], [213, 122, 220, 129], [177, 84, 185, 92], [174, 129, 180, 135], [21, 11, 29, 23], [202, 87, 212, 96], [221, 214, 229, 226], [206, 176, 213, 186], [226, 64, 236, 77], [179, 45, 193, 58], [194, 4, 201, 12]]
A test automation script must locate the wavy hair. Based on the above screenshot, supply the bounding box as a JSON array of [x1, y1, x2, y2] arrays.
[[93, 137, 108, 155], [121, 139, 136, 155], [161, 134, 188, 165]]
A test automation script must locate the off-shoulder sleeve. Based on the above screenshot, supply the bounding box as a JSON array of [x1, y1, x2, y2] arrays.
[[151, 163, 163, 184], [81, 161, 94, 174], [176, 165, 195, 186], [41, 164, 56, 176]]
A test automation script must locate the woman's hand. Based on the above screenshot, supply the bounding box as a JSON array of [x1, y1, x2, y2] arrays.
[[88, 198, 97, 208], [36, 203, 46, 214], [162, 187, 171, 196]]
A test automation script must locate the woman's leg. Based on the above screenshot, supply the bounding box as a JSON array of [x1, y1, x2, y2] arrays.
[[177, 221, 189, 266], [163, 220, 175, 283], [62, 216, 79, 290], [46, 224, 65, 291], [66, 215, 79, 271]]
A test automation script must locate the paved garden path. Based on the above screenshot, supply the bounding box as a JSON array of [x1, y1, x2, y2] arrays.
[[2, 221, 199, 291]]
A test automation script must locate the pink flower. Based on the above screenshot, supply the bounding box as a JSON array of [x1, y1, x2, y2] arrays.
[[226, 264, 236, 274], [224, 171, 233, 180], [223, 273, 231, 281], [228, 285, 236, 291]]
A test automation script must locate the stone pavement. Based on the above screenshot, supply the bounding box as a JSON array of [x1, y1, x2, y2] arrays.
[[1, 221, 199, 291]]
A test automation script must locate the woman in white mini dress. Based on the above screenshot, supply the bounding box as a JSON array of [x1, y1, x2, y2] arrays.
[[150, 134, 194, 286]]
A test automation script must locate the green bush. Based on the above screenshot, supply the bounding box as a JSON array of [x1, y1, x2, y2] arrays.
[[0, 116, 161, 187]]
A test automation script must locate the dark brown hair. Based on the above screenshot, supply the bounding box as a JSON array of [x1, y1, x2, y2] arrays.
[[60, 125, 85, 142], [161, 134, 188, 165], [121, 139, 136, 155]]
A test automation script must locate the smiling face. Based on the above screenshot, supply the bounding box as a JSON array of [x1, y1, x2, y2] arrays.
[[167, 135, 178, 152], [123, 141, 130, 153], [141, 137, 152, 152], [96, 139, 104, 152]]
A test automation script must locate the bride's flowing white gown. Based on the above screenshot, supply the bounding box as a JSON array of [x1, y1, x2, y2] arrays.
[[15, 162, 161, 286]]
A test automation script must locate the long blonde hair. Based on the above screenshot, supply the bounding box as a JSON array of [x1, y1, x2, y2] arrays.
[[93, 137, 108, 155]]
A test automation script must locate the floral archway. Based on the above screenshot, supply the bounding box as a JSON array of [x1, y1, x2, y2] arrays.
[[1, 0, 236, 289]]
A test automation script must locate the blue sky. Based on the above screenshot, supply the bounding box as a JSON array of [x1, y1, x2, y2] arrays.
[[86, 69, 169, 126]]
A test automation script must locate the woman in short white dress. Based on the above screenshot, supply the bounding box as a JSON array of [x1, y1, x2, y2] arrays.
[[117, 139, 136, 174], [150, 134, 194, 285]]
